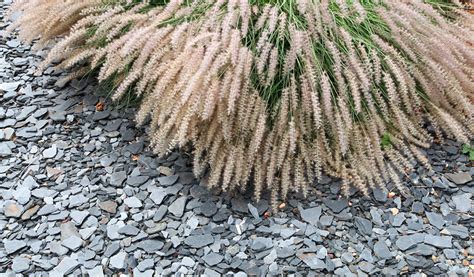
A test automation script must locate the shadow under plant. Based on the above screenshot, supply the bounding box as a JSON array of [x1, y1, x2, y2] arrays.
[[0, 5, 473, 277]]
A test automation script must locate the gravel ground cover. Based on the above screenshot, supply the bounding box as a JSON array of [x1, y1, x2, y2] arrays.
[[0, 2, 473, 276]]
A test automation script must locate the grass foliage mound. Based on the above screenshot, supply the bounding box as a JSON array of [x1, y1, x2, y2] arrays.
[[8, 0, 473, 206]]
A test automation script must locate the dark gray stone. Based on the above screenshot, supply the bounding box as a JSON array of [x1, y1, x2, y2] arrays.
[[354, 217, 373, 236], [323, 199, 348, 213], [104, 242, 121, 257], [157, 175, 179, 186], [231, 198, 249, 213], [200, 200, 217, 217], [51, 257, 79, 275], [92, 111, 110, 121]]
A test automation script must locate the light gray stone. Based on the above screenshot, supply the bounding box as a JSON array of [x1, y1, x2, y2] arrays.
[[0, 81, 21, 92], [124, 196, 142, 208], [203, 252, 223, 266], [168, 196, 187, 217], [51, 257, 79, 276], [184, 234, 214, 248], [12, 257, 30, 273], [452, 193, 471, 212], [299, 206, 322, 226], [297, 253, 326, 270], [373, 240, 392, 259], [109, 251, 127, 269], [61, 236, 83, 251], [4, 239, 27, 254], [13, 186, 31, 205], [42, 145, 57, 159]]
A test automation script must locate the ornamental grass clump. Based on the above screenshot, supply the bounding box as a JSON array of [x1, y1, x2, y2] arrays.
[[8, 0, 473, 207]]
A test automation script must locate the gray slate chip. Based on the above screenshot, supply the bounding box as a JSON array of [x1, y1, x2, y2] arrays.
[[16, 105, 36, 121], [391, 213, 405, 227], [0, 81, 21, 92], [127, 176, 149, 186], [231, 198, 249, 213], [137, 259, 155, 272], [168, 196, 187, 217], [92, 111, 110, 121], [426, 212, 445, 229], [149, 188, 166, 205], [200, 200, 218, 217], [12, 257, 30, 273], [247, 203, 260, 220], [70, 210, 89, 225], [118, 225, 140, 236], [110, 251, 127, 269], [0, 142, 13, 156], [443, 249, 457, 259], [184, 234, 214, 248], [203, 252, 223, 266], [42, 145, 57, 158], [51, 257, 79, 276], [153, 205, 168, 222], [424, 235, 452, 248], [157, 175, 178, 186], [69, 194, 88, 207], [124, 196, 142, 208], [396, 234, 425, 251], [13, 186, 31, 205], [62, 236, 83, 251], [354, 217, 373, 235], [299, 206, 322, 226], [104, 242, 121, 258], [298, 253, 326, 270], [251, 237, 273, 251], [110, 171, 127, 186], [4, 239, 27, 254], [452, 193, 471, 212], [373, 240, 392, 259], [323, 199, 348, 213], [137, 240, 165, 253]]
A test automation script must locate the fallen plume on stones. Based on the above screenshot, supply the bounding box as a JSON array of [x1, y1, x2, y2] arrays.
[[8, 0, 474, 208]]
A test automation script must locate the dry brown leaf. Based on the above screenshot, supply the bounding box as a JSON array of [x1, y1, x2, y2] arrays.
[[95, 101, 105, 111]]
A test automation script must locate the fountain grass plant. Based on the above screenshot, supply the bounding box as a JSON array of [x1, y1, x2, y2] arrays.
[[8, 0, 473, 208]]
